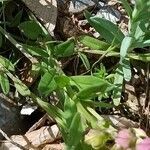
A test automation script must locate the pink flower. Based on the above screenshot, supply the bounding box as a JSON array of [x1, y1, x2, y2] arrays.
[[136, 138, 150, 150], [115, 129, 135, 149]]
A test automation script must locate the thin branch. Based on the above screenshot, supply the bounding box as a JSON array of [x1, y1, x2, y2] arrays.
[[0, 129, 28, 150], [144, 62, 150, 108]]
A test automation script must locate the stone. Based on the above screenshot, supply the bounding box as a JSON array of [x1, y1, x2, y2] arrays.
[[42, 143, 64, 150], [95, 2, 121, 24], [22, 0, 57, 35], [0, 93, 22, 139], [0, 125, 61, 150], [69, 0, 96, 13]]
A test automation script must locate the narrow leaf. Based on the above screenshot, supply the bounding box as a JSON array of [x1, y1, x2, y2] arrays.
[[70, 75, 107, 90], [79, 35, 110, 50], [78, 52, 90, 70], [63, 97, 77, 128], [76, 82, 114, 101], [54, 75, 70, 88], [38, 72, 57, 95], [120, 37, 132, 81], [85, 11, 124, 45], [30, 93, 66, 133], [19, 21, 42, 40], [0, 73, 10, 94], [112, 66, 124, 106], [121, 58, 132, 81], [54, 38, 75, 57], [14, 79, 31, 96], [0, 56, 14, 71], [120, 36, 133, 58], [118, 0, 132, 18], [66, 113, 84, 149], [23, 44, 49, 57]]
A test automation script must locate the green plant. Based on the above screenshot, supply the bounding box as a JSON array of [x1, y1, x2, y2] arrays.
[[0, 0, 149, 149], [83, 0, 150, 106], [0, 1, 116, 149]]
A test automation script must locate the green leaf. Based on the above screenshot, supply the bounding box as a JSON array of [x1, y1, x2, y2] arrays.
[[121, 58, 132, 81], [54, 38, 75, 57], [0, 56, 14, 71], [120, 36, 133, 58], [63, 97, 77, 128], [120, 37, 132, 81], [30, 93, 65, 130], [14, 78, 31, 96], [0, 73, 10, 94], [76, 102, 97, 128], [84, 11, 124, 45], [70, 75, 107, 90], [19, 21, 42, 40], [87, 107, 108, 124], [78, 52, 90, 70], [54, 75, 70, 88], [94, 64, 107, 79], [133, 11, 150, 23], [0, 63, 30, 96], [112, 66, 124, 106], [118, 0, 132, 18], [135, 40, 150, 48], [76, 82, 113, 100], [38, 72, 57, 95], [79, 35, 110, 50], [71, 76, 114, 101], [66, 113, 84, 150], [133, 21, 148, 40], [23, 44, 49, 57]]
